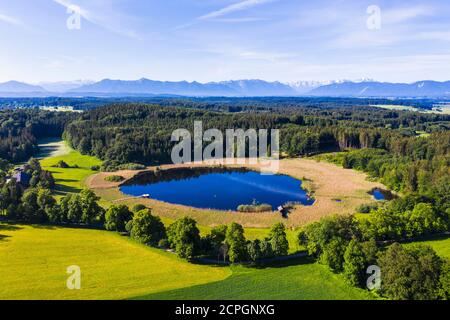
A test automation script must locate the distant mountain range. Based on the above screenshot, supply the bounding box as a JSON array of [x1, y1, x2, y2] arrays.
[[69, 78, 298, 97], [0, 81, 46, 93], [308, 80, 450, 98], [1, 78, 450, 98], [38, 80, 95, 93]]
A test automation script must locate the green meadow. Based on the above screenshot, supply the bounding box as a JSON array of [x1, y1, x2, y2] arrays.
[[137, 260, 374, 300], [0, 223, 230, 300], [0, 223, 371, 300], [404, 235, 450, 259], [39, 147, 102, 197]]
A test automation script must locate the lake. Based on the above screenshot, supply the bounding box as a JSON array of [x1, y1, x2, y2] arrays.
[[120, 167, 314, 211], [369, 188, 396, 201]]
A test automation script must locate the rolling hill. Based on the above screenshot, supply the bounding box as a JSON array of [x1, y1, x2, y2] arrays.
[[0, 81, 46, 93]]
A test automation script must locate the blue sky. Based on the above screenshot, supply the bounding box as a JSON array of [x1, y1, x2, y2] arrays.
[[1, 0, 450, 83]]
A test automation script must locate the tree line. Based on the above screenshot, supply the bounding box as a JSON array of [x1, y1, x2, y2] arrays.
[[0, 109, 75, 162], [63, 103, 449, 165], [104, 203, 289, 263], [299, 214, 449, 300]]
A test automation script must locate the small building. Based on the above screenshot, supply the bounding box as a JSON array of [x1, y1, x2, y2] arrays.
[[12, 171, 31, 187], [6, 166, 32, 188]]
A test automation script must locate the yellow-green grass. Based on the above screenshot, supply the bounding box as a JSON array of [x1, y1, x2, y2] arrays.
[[404, 235, 450, 259], [0, 223, 369, 300], [0, 223, 230, 300], [40, 150, 102, 198], [36, 138, 72, 159], [415, 130, 431, 138], [136, 260, 374, 300]]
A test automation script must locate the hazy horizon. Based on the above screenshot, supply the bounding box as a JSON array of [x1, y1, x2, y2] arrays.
[[2, 78, 450, 88]]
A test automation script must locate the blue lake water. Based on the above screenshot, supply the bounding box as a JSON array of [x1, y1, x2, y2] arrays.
[[120, 168, 314, 211], [370, 188, 396, 201]]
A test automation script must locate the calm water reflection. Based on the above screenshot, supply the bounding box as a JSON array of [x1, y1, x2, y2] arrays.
[[120, 167, 314, 211]]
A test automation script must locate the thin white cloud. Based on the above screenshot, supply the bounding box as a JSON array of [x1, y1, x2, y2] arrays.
[[40, 55, 88, 70], [325, 5, 438, 49], [417, 31, 450, 42], [173, 0, 273, 30], [52, 0, 140, 39], [382, 6, 434, 24], [0, 13, 24, 26], [198, 0, 272, 21], [212, 17, 269, 23], [190, 42, 298, 63]]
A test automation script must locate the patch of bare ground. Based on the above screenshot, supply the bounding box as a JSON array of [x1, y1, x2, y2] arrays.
[[86, 158, 385, 228]]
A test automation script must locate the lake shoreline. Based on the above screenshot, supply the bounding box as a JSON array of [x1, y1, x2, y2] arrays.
[[86, 158, 385, 228]]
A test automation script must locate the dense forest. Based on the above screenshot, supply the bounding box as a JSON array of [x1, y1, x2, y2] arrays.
[[0, 110, 74, 162], [64, 103, 450, 165], [0, 96, 444, 111]]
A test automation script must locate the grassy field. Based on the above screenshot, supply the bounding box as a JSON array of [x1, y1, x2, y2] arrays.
[[404, 235, 450, 259], [371, 104, 419, 112], [371, 104, 450, 115], [0, 223, 370, 300], [36, 138, 72, 159], [0, 223, 230, 300], [136, 260, 373, 300], [40, 149, 102, 197]]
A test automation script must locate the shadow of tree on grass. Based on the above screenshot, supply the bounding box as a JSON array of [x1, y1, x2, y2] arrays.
[[0, 223, 23, 232], [0, 223, 23, 242], [0, 234, 11, 242]]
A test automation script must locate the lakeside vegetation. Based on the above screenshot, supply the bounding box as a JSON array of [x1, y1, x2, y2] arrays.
[[237, 202, 273, 213], [88, 158, 383, 228]]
